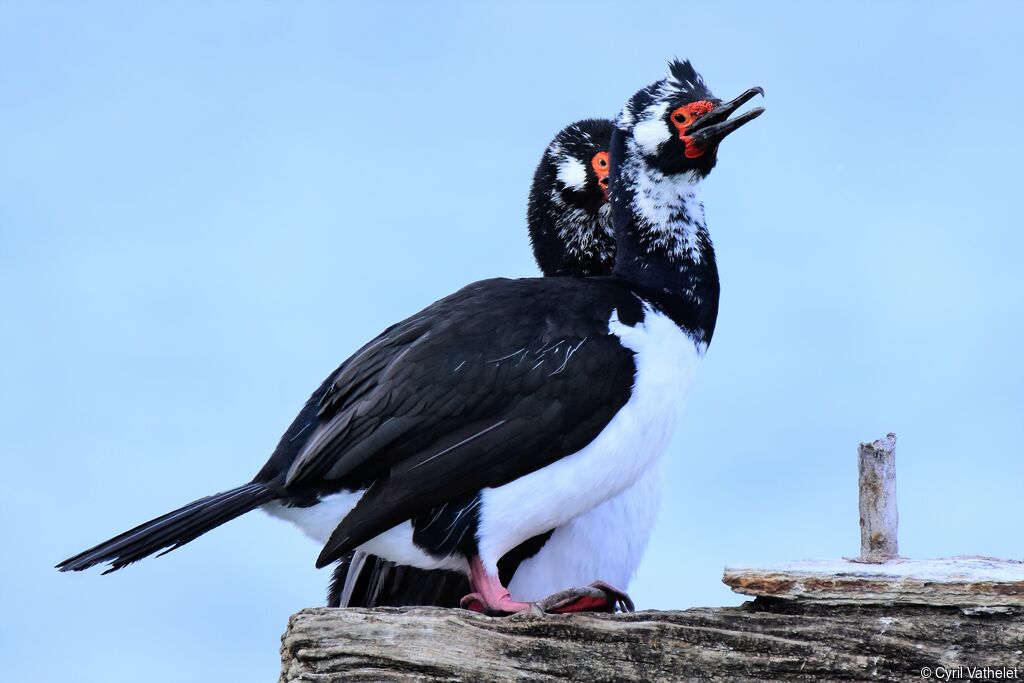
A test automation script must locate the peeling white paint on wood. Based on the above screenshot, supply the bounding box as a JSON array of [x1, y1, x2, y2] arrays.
[[723, 556, 1024, 606]]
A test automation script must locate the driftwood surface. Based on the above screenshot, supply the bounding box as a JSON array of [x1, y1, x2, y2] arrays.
[[280, 602, 1024, 682], [724, 556, 1024, 607]]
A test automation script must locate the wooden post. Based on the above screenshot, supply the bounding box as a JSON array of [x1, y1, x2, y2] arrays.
[[723, 434, 1024, 607], [857, 432, 899, 562]]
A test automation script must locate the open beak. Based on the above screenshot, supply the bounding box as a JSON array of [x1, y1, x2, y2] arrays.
[[688, 86, 765, 148]]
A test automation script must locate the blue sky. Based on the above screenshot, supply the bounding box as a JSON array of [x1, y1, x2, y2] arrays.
[[2, 2, 1022, 681]]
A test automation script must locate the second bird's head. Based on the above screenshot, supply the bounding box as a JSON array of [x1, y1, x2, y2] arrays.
[[542, 118, 615, 210], [617, 59, 764, 180], [528, 118, 616, 277]]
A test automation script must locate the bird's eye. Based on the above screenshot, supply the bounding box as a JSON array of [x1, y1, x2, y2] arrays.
[[672, 101, 716, 133], [590, 151, 610, 178]]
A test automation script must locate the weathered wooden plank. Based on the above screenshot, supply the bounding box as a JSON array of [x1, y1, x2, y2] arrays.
[[723, 556, 1024, 606], [280, 603, 1024, 682]]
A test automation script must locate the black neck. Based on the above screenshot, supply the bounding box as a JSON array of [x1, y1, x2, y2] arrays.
[[608, 128, 720, 344]]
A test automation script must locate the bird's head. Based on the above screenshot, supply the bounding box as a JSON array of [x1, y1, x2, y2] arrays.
[[544, 118, 615, 210], [619, 59, 764, 179], [528, 118, 616, 276]]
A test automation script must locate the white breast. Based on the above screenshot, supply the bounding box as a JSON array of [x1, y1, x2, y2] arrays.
[[476, 306, 703, 570], [507, 464, 662, 601]]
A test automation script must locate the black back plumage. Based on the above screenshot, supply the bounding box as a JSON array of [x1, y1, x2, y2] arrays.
[[300, 277, 643, 567]]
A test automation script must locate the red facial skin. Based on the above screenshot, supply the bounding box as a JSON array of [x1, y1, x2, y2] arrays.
[[670, 100, 716, 158], [590, 151, 610, 200]]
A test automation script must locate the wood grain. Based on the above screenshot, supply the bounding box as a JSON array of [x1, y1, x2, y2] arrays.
[[280, 602, 1024, 682], [723, 556, 1024, 607]]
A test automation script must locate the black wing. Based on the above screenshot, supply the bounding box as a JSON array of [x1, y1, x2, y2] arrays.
[[258, 276, 644, 567]]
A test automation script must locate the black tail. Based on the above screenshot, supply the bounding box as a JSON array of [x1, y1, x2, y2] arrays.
[[57, 482, 276, 573], [327, 550, 468, 608], [325, 531, 556, 608]]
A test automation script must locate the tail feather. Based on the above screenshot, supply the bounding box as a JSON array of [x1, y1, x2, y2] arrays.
[[327, 550, 468, 608], [57, 482, 275, 573]]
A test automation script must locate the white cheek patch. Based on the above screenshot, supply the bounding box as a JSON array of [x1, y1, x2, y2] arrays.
[[632, 102, 672, 155], [555, 156, 588, 192]]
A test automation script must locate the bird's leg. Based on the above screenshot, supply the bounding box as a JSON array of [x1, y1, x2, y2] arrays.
[[460, 556, 634, 615], [534, 580, 635, 614], [460, 556, 533, 615]]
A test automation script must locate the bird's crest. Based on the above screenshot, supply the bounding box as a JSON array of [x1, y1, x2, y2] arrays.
[[618, 59, 716, 132]]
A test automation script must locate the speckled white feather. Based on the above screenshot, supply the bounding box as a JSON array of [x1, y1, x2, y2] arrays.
[[555, 156, 588, 192], [547, 187, 614, 265], [621, 138, 708, 263], [632, 102, 671, 156]]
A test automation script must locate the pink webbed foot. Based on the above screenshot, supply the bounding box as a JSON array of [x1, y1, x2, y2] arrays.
[[459, 591, 533, 615], [461, 557, 634, 616], [461, 556, 535, 615]]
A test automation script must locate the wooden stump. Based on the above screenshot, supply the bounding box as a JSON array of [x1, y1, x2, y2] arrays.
[[280, 603, 1024, 682]]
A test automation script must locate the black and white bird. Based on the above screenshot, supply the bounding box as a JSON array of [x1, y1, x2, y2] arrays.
[[331, 118, 617, 609], [58, 60, 763, 616]]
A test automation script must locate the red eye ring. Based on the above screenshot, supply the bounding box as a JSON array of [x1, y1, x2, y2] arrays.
[[671, 101, 716, 134], [591, 151, 611, 199], [670, 101, 718, 158]]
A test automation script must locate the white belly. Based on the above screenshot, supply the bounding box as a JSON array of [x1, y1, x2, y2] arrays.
[[507, 464, 662, 601], [476, 307, 703, 570], [262, 493, 469, 574]]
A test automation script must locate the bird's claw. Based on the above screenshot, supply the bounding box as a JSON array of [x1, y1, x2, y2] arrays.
[[536, 580, 635, 614], [460, 580, 634, 616], [459, 592, 489, 613]]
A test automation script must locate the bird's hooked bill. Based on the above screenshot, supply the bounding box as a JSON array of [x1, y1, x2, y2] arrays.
[[687, 86, 765, 148]]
